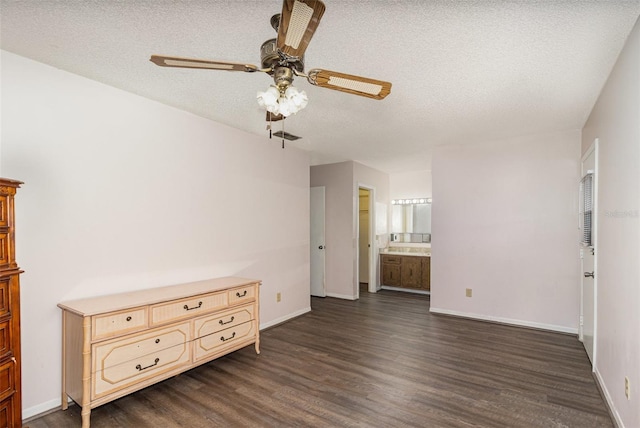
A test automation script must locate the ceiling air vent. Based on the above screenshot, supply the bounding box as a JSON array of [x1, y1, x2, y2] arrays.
[[273, 131, 302, 141]]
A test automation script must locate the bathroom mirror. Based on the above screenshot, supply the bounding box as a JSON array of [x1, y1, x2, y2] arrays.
[[391, 203, 431, 234]]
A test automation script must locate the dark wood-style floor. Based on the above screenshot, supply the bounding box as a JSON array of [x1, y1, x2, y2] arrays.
[[27, 290, 612, 427]]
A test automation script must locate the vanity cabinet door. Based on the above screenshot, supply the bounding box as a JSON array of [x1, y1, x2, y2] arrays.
[[382, 264, 401, 287], [421, 257, 431, 291], [401, 257, 422, 288], [381, 256, 402, 287]]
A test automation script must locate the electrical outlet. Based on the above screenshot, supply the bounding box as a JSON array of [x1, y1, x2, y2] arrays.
[[466, 288, 472, 298], [276, 292, 281, 303], [625, 377, 630, 399]]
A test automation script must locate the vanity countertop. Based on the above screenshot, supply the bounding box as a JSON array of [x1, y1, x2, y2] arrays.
[[380, 248, 431, 257]]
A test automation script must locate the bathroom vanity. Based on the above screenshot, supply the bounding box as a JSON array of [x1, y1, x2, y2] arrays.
[[380, 248, 430, 292], [385, 197, 431, 293]]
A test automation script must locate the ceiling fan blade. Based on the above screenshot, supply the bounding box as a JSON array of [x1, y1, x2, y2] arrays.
[[277, 0, 325, 59], [307, 69, 392, 100], [150, 55, 258, 72]]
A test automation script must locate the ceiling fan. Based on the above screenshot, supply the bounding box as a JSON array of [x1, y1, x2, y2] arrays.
[[150, 0, 392, 120]]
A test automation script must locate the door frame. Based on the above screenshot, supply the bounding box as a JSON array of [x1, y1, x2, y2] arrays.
[[356, 183, 376, 299], [310, 186, 326, 297], [579, 139, 598, 368]]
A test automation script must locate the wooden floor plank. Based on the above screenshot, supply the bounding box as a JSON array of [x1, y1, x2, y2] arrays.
[[27, 290, 612, 427]]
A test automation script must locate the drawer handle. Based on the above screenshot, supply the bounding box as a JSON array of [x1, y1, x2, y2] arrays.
[[136, 358, 160, 371], [220, 332, 236, 342], [155, 338, 160, 344], [126, 316, 132, 322], [219, 316, 235, 326], [183, 301, 203, 311], [235, 290, 248, 298]]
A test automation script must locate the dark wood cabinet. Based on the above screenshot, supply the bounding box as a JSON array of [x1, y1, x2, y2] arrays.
[[401, 257, 422, 288], [381, 255, 401, 287], [0, 179, 22, 427], [381, 253, 430, 291], [421, 257, 431, 291]]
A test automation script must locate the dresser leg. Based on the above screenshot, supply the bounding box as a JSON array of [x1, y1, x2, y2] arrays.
[[61, 311, 67, 410], [81, 407, 91, 428], [255, 336, 260, 354]]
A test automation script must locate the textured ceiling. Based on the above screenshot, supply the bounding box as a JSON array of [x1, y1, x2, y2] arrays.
[[2, 1, 639, 173]]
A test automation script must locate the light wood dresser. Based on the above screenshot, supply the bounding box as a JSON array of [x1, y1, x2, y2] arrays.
[[0, 179, 23, 427], [58, 276, 261, 428]]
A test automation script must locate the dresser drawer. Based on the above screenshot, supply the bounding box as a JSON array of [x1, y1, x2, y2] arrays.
[[228, 284, 256, 306], [150, 291, 227, 326], [0, 320, 10, 359], [0, 233, 9, 269], [381, 255, 402, 264], [194, 320, 256, 362], [194, 304, 255, 339], [0, 279, 8, 318], [0, 394, 14, 428], [0, 195, 8, 228], [0, 359, 15, 402], [93, 322, 190, 398], [92, 307, 148, 341]]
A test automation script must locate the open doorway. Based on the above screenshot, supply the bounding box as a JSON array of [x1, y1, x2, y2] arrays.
[[357, 186, 375, 297]]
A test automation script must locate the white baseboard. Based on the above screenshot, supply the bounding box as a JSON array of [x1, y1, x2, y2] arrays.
[[594, 367, 624, 427], [429, 307, 578, 335], [381, 286, 430, 295], [259, 306, 311, 330], [23, 397, 67, 421], [325, 292, 357, 300]]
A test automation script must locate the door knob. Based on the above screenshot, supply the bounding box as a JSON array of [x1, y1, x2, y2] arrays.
[[584, 271, 594, 278], [318, 245, 324, 250]]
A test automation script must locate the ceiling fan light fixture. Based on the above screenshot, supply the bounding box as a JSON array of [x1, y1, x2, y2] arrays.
[[279, 98, 293, 117], [257, 86, 280, 107], [285, 86, 308, 109], [257, 84, 307, 117]]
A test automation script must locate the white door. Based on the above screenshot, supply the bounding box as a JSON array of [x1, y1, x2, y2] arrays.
[[310, 186, 326, 297], [579, 142, 597, 365]]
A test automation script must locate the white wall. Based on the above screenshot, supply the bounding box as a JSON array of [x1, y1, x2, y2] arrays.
[[310, 162, 353, 299], [389, 169, 432, 200], [581, 17, 639, 428], [431, 129, 581, 332], [310, 161, 389, 299], [1, 51, 311, 419]]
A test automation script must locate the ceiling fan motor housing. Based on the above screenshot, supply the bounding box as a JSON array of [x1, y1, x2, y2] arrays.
[[273, 66, 295, 90], [260, 38, 304, 73]]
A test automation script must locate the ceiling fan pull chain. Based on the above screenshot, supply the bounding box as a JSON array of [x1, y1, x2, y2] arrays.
[[282, 118, 287, 149]]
